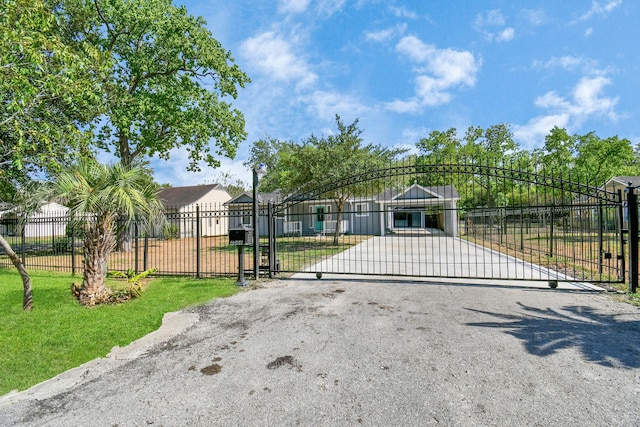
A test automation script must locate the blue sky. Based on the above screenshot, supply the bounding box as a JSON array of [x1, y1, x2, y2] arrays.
[[155, 0, 640, 187]]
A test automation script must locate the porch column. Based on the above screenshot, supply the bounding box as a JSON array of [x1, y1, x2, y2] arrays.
[[379, 202, 385, 236]]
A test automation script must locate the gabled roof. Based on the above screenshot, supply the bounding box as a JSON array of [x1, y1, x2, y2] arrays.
[[605, 176, 640, 189], [378, 184, 459, 201], [158, 184, 225, 207], [225, 191, 281, 205]]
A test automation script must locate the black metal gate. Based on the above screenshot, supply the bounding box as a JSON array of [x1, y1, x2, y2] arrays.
[[264, 159, 631, 286]]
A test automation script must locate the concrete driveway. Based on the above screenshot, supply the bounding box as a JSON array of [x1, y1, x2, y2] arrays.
[[302, 231, 604, 291], [1, 277, 638, 426]]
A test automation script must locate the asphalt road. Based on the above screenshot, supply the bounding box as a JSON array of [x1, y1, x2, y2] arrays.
[[1, 277, 639, 426]]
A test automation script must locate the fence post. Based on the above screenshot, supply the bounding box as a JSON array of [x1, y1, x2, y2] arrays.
[[20, 224, 25, 266], [549, 205, 554, 258], [598, 200, 603, 274], [617, 190, 625, 282], [196, 205, 201, 279], [143, 234, 149, 272], [134, 219, 139, 275], [626, 185, 638, 293], [268, 201, 274, 279], [71, 221, 76, 276]]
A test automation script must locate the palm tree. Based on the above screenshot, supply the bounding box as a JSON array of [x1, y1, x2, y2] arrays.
[[55, 160, 164, 305]]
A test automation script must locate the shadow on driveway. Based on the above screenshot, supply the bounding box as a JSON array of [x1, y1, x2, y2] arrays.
[[466, 303, 640, 368]]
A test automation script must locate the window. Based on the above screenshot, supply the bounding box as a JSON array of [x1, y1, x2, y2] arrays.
[[242, 213, 252, 225], [355, 203, 369, 217]]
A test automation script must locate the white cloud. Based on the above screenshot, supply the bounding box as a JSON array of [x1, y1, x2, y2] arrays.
[[365, 24, 407, 43], [513, 114, 571, 148], [475, 9, 506, 27], [571, 75, 618, 118], [532, 55, 607, 75], [306, 90, 372, 121], [385, 98, 423, 114], [474, 9, 516, 42], [496, 27, 515, 42], [389, 6, 418, 20], [240, 31, 317, 89], [577, 0, 623, 21], [318, 0, 347, 15], [388, 35, 479, 111], [278, 0, 310, 14], [514, 75, 619, 148], [522, 9, 546, 26]]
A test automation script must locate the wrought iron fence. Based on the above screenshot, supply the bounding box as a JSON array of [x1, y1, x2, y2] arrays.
[[1, 157, 639, 292], [0, 204, 257, 277]]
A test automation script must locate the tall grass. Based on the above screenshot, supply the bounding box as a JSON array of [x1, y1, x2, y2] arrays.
[[0, 269, 240, 395]]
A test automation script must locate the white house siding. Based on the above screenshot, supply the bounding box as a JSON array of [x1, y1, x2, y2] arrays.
[[24, 203, 69, 238], [164, 188, 231, 238]]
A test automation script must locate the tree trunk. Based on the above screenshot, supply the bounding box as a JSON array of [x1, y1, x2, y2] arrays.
[[0, 233, 33, 311], [79, 220, 116, 304], [333, 199, 345, 246], [117, 223, 133, 253]]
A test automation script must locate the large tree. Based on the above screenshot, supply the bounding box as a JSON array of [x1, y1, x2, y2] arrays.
[[573, 132, 637, 186], [57, 0, 251, 170], [0, 0, 104, 310], [54, 160, 164, 305], [248, 115, 405, 245]]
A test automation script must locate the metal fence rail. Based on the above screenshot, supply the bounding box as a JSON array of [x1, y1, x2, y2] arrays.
[[0, 204, 255, 277], [268, 158, 629, 285], [1, 157, 638, 292]]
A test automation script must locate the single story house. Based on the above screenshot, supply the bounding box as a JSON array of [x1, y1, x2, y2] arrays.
[[158, 184, 232, 238], [225, 192, 282, 236], [601, 176, 640, 194], [227, 183, 460, 237], [596, 176, 640, 229], [0, 202, 69, 238]]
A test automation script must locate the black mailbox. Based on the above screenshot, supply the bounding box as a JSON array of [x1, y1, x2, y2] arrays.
[[229, 223, 254, 246]]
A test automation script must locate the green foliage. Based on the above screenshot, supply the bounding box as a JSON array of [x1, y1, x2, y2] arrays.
[[108, 268, 157, 297], [249, 115, 406, 197], [57, 0, 250, 170], [0, 269, 240, 395], [52, 237, 71, 254], [0, 0, 104, 198], [415, 124, 640, 210], [54, 159, 165, 297], [56, 160, 164, 233], [161, 223, 180, 240], [247, 115, 406, 244]]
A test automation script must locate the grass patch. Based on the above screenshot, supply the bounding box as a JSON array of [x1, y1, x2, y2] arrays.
[[0, 268, 241, 396], [275, 236, 369, 272]]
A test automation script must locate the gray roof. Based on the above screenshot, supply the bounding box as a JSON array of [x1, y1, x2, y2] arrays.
[[378, 184, 460, 201], [158, 184, 224, 207], [226, 191, 282, 205], [606, 176, 640, 189]]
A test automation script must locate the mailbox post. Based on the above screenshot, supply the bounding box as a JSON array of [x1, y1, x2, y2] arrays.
[[229, 224, 254, 287]]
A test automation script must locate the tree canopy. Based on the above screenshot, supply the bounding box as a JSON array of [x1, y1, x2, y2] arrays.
[[0, 0, 106, 309], [1, 0, 103, 192], [57, 0, 251, 170], [416, 124, 639, 208], [247, 115, 406, 244]]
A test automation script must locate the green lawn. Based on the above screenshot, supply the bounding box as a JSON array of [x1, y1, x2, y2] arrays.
[[0, 269, 241, 396]]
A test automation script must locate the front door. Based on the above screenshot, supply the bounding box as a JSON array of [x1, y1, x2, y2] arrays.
[[315, 206, 325, 232]]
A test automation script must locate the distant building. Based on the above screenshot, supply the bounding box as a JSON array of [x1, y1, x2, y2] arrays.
[[158, 184, 232, 238], [226, 184, 460, 237]]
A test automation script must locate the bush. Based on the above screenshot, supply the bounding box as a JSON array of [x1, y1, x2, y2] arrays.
[[53, 237, 71, 254], [162, 223, 180, 240]]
